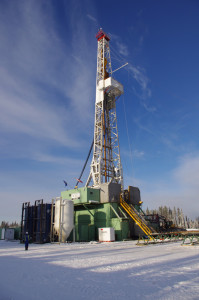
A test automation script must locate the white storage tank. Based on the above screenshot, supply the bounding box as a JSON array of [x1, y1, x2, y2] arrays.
[[1, 228, 5, 240], [54, 198, 74, 242], [61, 199, 74, 242], [98, 227, 115, 242], [54, 197, 61, 235]]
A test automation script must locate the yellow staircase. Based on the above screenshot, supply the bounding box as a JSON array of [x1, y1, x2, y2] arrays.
[[120, 196, 154, 240]]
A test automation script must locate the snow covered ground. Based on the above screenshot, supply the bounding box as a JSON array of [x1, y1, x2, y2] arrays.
[[0, 240, 199, 300]]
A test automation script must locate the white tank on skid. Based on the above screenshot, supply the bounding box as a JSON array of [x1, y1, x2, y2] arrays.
[[54, 198, 74, 242]]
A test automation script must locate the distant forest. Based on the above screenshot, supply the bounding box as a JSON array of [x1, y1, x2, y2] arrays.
[[0, 221, 20, 228], [144, 206, 199, 229]]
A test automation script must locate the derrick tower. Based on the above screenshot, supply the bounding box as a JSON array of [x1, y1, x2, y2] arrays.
[[86, 29, 124, 189]]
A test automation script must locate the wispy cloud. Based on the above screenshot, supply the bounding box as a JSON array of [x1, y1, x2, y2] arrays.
[[87, 14, 97, 23], [139, 153, 199, 219], [0, 0, 99, 222], [128, 64, 151, 100], [122, 148, 145, 159], [160, 111, 193, 152], [0, 68, 77, 147], [0, 0, 96, 160], [115, 41, 129, 56], [32, 152, 84, 166], [110, 33, 129, 57], [161, 136, 179, 151], [133, 149, 145, 158], [140, 101, 156, 112], [133, 117, 155, 135], [139, 35, 144, 47], [127, 64, 155, 112], [108, 32, 154, 111], [174, 154, 199, 188]]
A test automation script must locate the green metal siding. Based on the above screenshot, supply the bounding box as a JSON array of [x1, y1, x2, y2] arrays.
[[111, 219, 129, 240], [73, 203, 129, 242], [14, 227, 21, 240], [0, 228, 3, 239], [61, 187, 100, 205]]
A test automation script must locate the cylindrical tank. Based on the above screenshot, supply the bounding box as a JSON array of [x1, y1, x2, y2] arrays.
[[54, 198, 74, 242], [61, 199, 74, 242], [1, 228, 5, 239], [54, 198, 61, 235]]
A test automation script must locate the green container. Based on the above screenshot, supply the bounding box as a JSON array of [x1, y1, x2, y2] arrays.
[[0, 228, 3, 239], [14, 227, 21, 240], [61, 187, 100, 205]]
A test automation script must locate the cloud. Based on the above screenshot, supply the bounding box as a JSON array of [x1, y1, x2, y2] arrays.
[[139, 35, 144, 47], [0, 0, 98, 223], [87, 14, 97, 23], [122, 149, 145, 159], [0, 69, 77, 147], [0, 0, 96, 159], [161, 136, 179, 151], [133, 149, 145, 158], [128, 64, 151, 99], [32, 152, 83, 166], [116, 41, 129, 56], [174, 154, 199, 188], [140, 101, 156, 112], [110, 33, 129, 57], [140, 153, 199, 219], [133, 117, 154, 135], [128, 64, 156, 112], [110, 32, 153, 110]]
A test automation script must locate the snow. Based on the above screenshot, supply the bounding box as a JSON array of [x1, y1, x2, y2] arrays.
[[0, 240, 199, 300]]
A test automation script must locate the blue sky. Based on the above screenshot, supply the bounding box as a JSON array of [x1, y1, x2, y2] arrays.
[[1, 0, 199, 222]]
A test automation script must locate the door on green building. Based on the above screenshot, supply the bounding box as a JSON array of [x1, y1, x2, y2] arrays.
[[80, 224, 89, 241]]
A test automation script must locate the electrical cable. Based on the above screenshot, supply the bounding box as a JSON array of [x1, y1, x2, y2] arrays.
[[76, 139, 94, 187]]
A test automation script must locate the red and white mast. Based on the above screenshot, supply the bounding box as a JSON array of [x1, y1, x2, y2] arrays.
[[86, 29, 123, 189]]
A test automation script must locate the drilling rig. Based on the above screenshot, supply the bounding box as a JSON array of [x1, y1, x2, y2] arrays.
[[21, 30, 180, 244], [86, 29, 123, 189], [59, 29, 154, 242]]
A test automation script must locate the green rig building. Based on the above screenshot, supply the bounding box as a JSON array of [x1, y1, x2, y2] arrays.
[[61, 183, 143, 242]]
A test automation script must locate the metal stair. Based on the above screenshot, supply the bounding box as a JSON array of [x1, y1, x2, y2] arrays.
[[120, 196, 154, 240], [129, 204, 156, 233]]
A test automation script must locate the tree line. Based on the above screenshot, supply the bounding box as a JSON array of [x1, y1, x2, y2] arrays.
[[0, 221, 20, 228], [144, 206, 199, 229]]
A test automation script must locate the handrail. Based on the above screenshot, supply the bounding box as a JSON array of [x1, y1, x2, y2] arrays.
[[120, 196, 154, 240]]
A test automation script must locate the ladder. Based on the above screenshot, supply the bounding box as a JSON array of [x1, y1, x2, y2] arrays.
[[120, 196, 154, 240]]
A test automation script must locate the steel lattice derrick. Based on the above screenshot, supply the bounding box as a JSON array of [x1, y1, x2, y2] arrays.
[[86, 29, 123, 188]]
